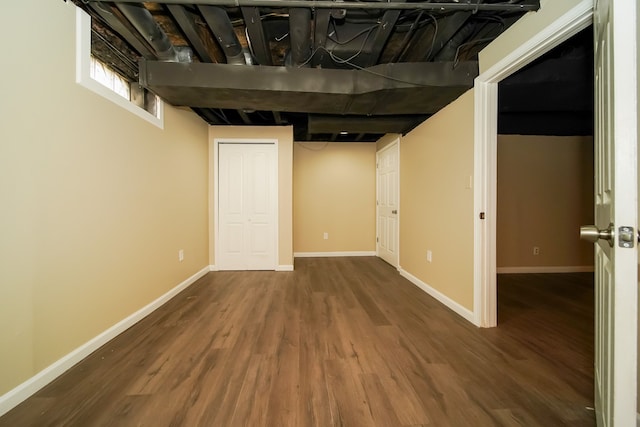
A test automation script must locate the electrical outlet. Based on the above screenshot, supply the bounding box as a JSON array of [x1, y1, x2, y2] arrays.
[[178, 249, 184, 262], [533, 246, 540, 256], [323, 232, 329, 240], [427, 250, 432, 262]]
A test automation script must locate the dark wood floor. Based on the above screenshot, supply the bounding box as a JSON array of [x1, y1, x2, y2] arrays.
[[0, 258, 595, 426]]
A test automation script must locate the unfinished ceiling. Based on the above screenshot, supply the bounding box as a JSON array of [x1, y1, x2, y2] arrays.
[[72, 0, 540, 141], [499, 25, 593, 136]]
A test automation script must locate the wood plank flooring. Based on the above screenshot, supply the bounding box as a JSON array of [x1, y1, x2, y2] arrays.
[[0, 258, 595, 426]]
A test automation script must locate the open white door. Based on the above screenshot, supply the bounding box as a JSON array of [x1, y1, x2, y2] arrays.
[[580, 0, 638, 424], [376, 140, 399, 267]]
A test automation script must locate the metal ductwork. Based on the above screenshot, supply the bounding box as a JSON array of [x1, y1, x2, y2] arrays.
[[199, 6, 248, 65], [139, 60, 478, 115], [115, 3, 191, 62], [289, 7, 312, 67]]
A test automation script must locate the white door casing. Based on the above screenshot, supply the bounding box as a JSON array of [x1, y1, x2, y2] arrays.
[[473, 1, 594, 327], [217, 142, 277, 270], [592, 0, 637, 424], [376, 140, 400, 267]]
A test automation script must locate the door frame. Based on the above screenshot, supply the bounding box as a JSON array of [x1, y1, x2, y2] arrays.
[[376, 138, 400, 268], [473, 0, 594, 327], [212, 138, 279, 271]]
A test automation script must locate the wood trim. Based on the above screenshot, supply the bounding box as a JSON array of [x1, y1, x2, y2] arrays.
[[473, 0, 594, 328], [399, 268, 475, 324], [0, 266, 210, 417], [276, 265, 294, 271], [294, 251, 376, 258]]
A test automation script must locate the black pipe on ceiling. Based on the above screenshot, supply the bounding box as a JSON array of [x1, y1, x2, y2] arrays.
[[91, 0, 540, 13], [289, 6, 312, 67], [115, 3, 186, 61], [198, 5, 248, 65]]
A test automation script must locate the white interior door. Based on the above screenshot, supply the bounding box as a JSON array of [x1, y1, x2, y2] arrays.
[[586, 0, 638, 424], [376, 141, 399, 267], [218, 143, 276, 270]]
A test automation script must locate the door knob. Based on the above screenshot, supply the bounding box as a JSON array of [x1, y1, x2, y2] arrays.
[[392, 210, 398, 214], [580, 224, 614, 247]]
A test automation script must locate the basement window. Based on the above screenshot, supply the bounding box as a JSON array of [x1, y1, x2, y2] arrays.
[[89, 57, 130, 100], [75, 6, 163, 128]]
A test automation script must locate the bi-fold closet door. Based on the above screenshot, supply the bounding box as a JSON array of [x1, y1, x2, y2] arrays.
[[218, 142, 277, 270]]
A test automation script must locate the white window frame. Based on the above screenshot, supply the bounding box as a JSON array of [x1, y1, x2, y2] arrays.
[[75, 7, 164, 129]]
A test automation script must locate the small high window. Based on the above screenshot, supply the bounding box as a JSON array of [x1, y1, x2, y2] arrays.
[[75, 6, 163, 128]]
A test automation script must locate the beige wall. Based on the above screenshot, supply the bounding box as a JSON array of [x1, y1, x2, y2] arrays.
[[376, 133, 402, 152], [479, 0, 586, 73], [208, 126, 294, 268], [0, 1, 209, 395], [293, 142, 376, 253], [400, 90, 475, 310], [497, 135, 594, 269]]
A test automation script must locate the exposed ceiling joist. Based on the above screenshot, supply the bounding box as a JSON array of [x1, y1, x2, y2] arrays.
[[241, 7, 273, 65], [86, 0, 540, 13], [308, 115, 426, 134], [167, 4, 215, 62], [73, 0, 542, 141], [88, 2, 157, 59]]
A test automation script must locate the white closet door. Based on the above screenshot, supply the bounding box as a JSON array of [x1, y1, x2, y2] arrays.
[[218, 143, 276, 270]]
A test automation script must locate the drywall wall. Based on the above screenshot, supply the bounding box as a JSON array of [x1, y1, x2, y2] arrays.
[[497, 135, 594, 271], [479, 0, 587, 73], [0, 0, 209, 396], [208, 126, 294, 268], [400, 90, 475, 311], [293, 142, 376, 253], [376, 134, 402, 152]]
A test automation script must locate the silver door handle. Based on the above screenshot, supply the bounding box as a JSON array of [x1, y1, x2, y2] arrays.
[[392, 210, 398, 214], [580, 224, 614, 247]]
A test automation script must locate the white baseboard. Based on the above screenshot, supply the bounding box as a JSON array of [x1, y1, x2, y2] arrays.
[[496, 265, 595, 274], [0, 266, 210, 417], [399, 269, 475, 324], [294, 251, 376, 258], [209, 264, 218, 271]]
